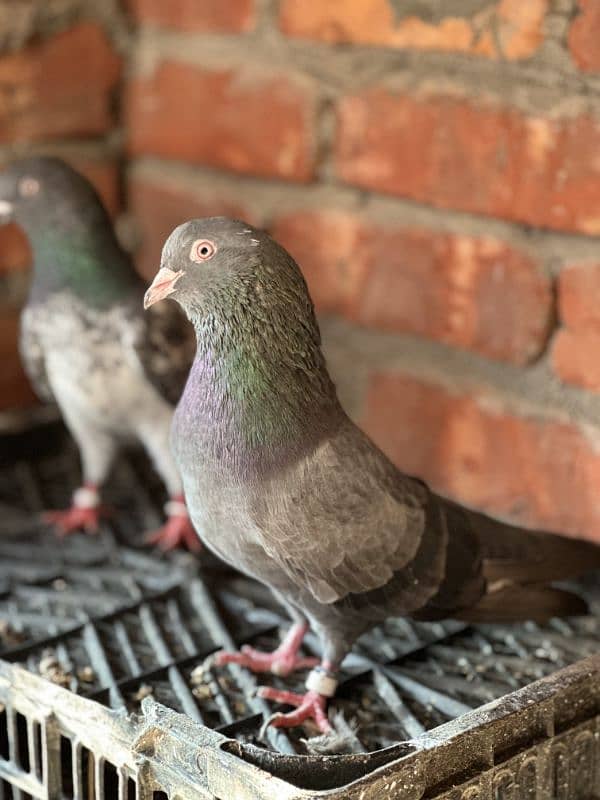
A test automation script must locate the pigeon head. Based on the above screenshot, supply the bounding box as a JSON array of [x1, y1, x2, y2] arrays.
[[0, 156, 136, 307], [0, 157, 46, 227], [144, 217, 313, 325], [0, 156, 100, 232], [146, 218, 340, 453]]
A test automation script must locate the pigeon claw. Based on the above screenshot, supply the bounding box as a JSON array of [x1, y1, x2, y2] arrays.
[[212, 645, 318, 676], [146, 514, 202, 553], [42, 506, 102, 537], [210, 622, 316, 676], [257, 688, 332, 735]]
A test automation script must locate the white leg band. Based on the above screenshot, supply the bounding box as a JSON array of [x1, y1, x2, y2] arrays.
[[164, 499, 188, 518], [72, 487, 100, 509], [305, 667, 338, 698]]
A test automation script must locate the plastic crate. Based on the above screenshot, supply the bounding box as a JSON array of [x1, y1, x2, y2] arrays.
[[1, 421, 599, 799]]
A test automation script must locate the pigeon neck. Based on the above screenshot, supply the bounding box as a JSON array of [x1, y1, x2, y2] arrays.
[[182, 311, 342, 474], [25, 221, 138, 309]]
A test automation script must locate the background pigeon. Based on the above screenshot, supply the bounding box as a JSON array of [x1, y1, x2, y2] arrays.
[[145, 216, 600, 733], [0, 156, 200, 551]]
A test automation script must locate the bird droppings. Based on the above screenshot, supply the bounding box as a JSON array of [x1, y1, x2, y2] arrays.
[[0, 620, 25, 647], [302, 711, 362, 755], [38, 650, 71, 688], [190, 664, 216, 701], [191, 682, 213, 701], [77, 665, 96, 684], [131, 684, 154, 703]]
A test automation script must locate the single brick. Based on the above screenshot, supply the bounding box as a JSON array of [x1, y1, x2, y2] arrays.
[[551, 329, 600, 391], [280, 0, 548, 60], [126, 63, 316, 181], [362, 371, 600, 541], [0, 23, 121, 143], [356, 227, 551, 365], [557, 262, 600, 332], [335, 88, 600, 235], [552, 263, 600, 390], [127, 0, 255, 32], [273, 210, 552, 365]]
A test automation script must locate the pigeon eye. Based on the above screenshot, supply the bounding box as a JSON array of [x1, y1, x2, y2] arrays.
[[190, 239, 217, 262], [18, 177, 40, 197]]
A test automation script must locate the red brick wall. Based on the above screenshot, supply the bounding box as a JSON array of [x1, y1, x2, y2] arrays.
[[3, 0, 600, 542]]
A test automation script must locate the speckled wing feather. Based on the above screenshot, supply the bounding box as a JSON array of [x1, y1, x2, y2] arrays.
[[134, 299, 196, 406], [253, 417, 434, 606], [19, 305, 53, 401]]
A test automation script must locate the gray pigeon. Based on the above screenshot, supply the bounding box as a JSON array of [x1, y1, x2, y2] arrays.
[[0, 157, 200, 551], [145, 217, 600, 733]]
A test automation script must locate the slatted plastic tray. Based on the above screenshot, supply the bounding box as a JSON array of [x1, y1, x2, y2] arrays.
[[1, 422, 599, 798]]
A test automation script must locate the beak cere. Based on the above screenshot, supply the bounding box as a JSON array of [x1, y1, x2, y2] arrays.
[[0, 200, 14, 224], [144, 267, 183, 309]]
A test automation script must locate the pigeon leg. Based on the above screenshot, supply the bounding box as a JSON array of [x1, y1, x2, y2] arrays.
[[137, 421, 201, 552], [43, 416, 115, 537], [257, 664, 338, 734], [42, 484, 104, 536], [145, 495, 202, 552], [212, 622, 319, 676]]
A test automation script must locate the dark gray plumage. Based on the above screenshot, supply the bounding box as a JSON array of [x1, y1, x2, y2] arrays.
[[145, 216, 600, 735], [0, 156, 199, 550]]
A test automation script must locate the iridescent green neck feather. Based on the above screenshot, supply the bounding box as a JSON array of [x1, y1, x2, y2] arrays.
[[27, 219, 139, 309], [180, 273, 343, 475]]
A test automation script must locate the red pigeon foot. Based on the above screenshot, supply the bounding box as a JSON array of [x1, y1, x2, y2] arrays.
[[146, 496, 201, 552], [43, 506, 102, 536], [257, 688, 332, 734], [212, 623, 317, 676], [42, 485, 103, 536]]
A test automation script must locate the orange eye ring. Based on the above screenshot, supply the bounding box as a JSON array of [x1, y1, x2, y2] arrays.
[[190, 239, 217, 262]]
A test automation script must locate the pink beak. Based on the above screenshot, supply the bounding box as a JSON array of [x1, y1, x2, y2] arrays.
[[144, 267, 182, 309]]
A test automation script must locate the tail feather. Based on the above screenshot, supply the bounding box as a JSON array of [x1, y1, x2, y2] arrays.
[[420, 497, 600, 624], [456, 585, 588, 624], [470, 512, 600, 585]]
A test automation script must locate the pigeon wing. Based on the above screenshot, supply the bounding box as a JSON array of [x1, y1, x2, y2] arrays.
[[132, 299, 196, 406], [254, 418, 435, 606]]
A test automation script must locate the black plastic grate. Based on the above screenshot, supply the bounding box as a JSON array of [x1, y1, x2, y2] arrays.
[[2, 422, 600, 758]]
